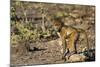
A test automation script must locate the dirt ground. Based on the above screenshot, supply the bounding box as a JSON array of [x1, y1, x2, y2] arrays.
[[11, 38, 95, 66], [11, 39, 65, 66]]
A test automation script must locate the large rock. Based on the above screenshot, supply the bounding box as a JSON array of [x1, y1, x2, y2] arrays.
[[66, 54, 88, 62]]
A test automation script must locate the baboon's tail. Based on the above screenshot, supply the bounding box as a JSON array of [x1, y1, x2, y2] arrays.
[[78, 29, 90, 57], [84, 31, 90, 56]]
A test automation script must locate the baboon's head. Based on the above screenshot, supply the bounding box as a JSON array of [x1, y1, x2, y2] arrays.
[[46, 15, 64, 32], [52, 17, 64, 32]]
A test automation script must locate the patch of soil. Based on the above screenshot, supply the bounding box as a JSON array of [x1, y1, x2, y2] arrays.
[[11, 39, 95, 66], [11, 39, 64, 66]]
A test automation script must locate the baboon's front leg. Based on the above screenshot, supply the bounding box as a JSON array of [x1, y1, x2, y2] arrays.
[[62, 37, 67, 61]]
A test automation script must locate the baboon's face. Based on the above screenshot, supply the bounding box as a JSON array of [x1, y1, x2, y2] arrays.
[[52, 20, 62, 32], [47, 16, 62, 32]]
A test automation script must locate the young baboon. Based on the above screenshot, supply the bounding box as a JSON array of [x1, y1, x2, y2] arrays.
[[50, 17, 90, 61]]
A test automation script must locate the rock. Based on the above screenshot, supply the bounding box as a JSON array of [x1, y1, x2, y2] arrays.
[[69, 10, 86, 18], [66, 54, 88, 62], [57, 38, 62, 46]]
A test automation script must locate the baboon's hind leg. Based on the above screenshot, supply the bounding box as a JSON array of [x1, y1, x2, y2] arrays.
[[67, 32, 79, 57]]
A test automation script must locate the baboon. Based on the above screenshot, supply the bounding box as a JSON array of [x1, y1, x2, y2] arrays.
[[50, 17, 90, 61]]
